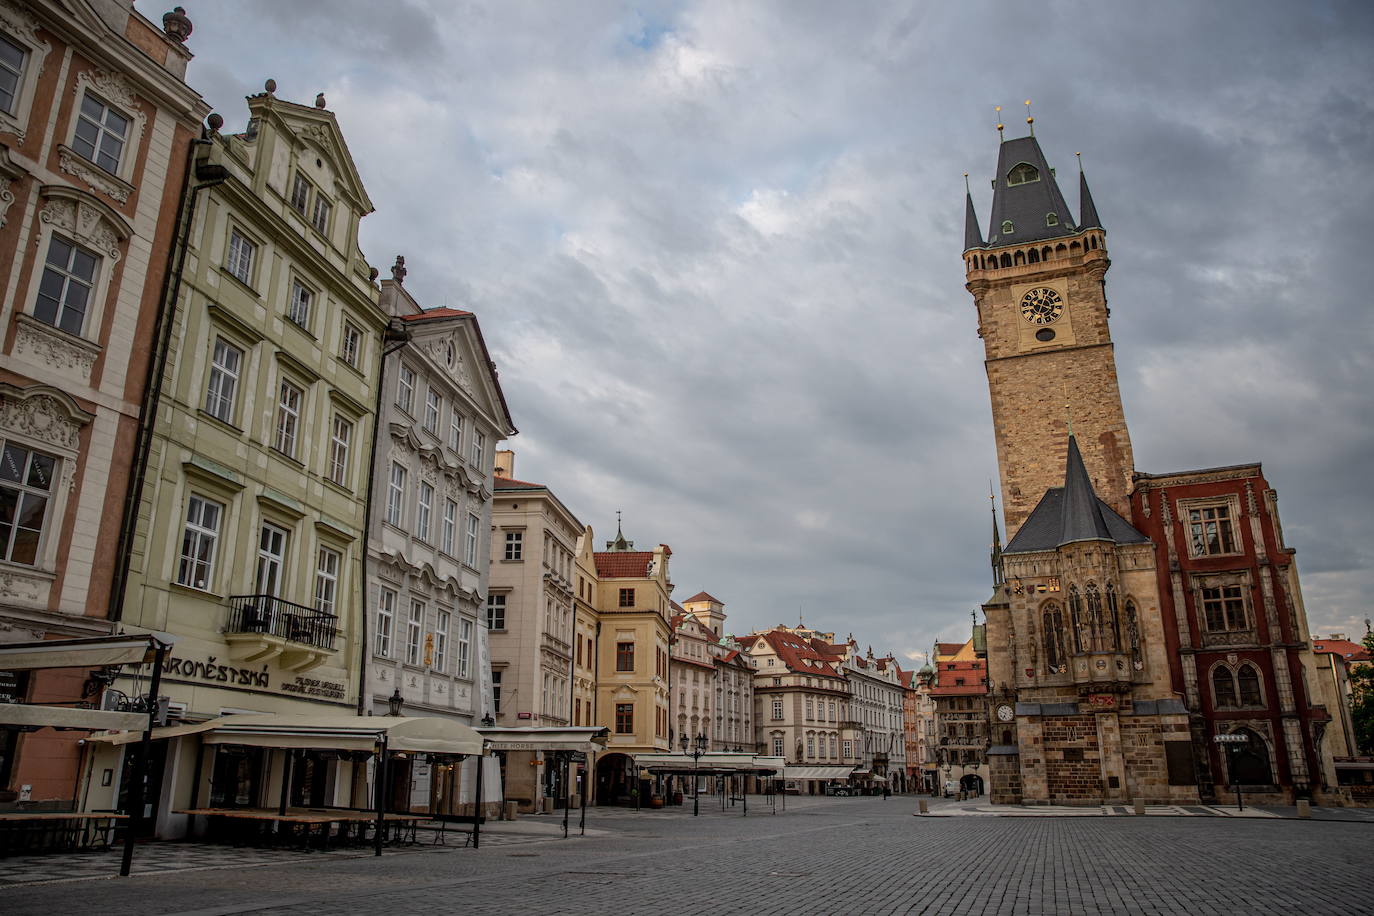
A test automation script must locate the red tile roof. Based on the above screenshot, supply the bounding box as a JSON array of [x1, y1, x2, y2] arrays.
[[935, 642, 964, 657], [593, 551, 656, 578], [494, 475, 547, 490], [683, 591, 721, 604], [1313, 638, 1372, 662], [754, 629, 841, 677], [401, 307, 473, 321]]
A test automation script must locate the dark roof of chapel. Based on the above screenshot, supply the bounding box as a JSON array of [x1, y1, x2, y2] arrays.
[[1004, 436, 1149, 553]]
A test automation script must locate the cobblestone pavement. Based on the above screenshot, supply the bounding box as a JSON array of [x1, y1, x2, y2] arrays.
[[3, 795, 1371, 915]]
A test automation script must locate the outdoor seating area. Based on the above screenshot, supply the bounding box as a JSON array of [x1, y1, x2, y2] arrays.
[[174, 808, 423, 852], [0, 811, 128, 855]]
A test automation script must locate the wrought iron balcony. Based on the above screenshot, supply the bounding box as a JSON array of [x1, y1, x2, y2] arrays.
[[224, 595, 338, 672]]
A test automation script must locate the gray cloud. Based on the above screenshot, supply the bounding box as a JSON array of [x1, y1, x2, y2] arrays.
[[146, 0, 1374, 655]]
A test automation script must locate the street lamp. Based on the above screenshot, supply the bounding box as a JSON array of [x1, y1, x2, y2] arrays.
[[387, 688, 404, 717], [680, 731, 707, 816]]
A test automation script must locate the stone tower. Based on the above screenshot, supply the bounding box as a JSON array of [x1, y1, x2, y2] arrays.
[[963, 132, 1134, 536]]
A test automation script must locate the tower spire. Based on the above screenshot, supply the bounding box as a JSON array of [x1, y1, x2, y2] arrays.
[[989, 483, 1004, 587], [964, 173, 984, 250], [1077, 152, 1102, 230]]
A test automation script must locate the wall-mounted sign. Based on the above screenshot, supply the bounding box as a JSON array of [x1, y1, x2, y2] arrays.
[[281, 675, 346, 700], [517, 712, 533, 719], [165, 656, 269, 688]]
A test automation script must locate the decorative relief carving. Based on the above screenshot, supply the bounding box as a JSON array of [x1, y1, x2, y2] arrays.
[[300, 123, 330, 148], [12, 315, 99, 379], [38, 196, 124, 260], [0, 389, 89, 451], [0, 570, 45, 603], [0, 1, 48, 142], [79, 68, 139, 112], [0, 177, 15, 228], [57, 146, 134, 204]]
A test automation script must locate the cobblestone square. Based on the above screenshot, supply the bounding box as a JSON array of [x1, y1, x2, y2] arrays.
[[4, 797, 1370, 915]]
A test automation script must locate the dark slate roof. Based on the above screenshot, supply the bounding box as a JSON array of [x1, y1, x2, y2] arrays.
[[963, 190, 984, 251], [1078, 169, 1102, 230], [1004, 436, 1150, 553], [984, 135, 1077, 247]]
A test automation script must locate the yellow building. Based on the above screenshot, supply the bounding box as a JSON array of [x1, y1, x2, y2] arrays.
[[95, 87, 388, 836], [590, 523, 672, 804]]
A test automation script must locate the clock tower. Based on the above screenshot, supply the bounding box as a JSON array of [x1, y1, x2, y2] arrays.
[[964, 132, 1134, 537]]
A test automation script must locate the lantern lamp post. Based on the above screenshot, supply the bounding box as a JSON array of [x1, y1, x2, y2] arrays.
[[680, 732, 707, 816]]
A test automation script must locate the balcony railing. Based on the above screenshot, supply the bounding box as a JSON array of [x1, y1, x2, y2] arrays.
[[227, 594, 338, 651]]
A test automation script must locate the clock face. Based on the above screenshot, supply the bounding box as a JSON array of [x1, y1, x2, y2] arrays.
[[997, 704, 1014, 722], [1019, 287, 1064, 325]]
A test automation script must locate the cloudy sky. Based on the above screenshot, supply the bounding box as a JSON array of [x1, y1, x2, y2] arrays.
[[140, 0, 1374, 660]]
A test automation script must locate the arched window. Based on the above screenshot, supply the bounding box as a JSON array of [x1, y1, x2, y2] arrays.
[[1007, 162, 1040, 185], [1237, 665, 1263, 706], [1046, 212, 1059, 227], [1124, 600, 1143, 670], [1042, 602, 1066, 673], [1212, 666, 1238, 708], [1013, 249, 1025, 265], [1106, 584, 1121, 649], [1086, 584, 1105, 651], [999, 252, 1012, 268], [1001, 220, 1014, 236], [1027, 248, 1039, 263], [1068, 586, 1085, 654]]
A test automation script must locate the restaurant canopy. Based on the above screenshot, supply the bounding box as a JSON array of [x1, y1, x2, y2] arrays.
[[0, 634, 168, 670], [636, 753, 785, 775], [781, 765, 859, 781], [475, 726, 609, 753], [90, 713, 486, 756]]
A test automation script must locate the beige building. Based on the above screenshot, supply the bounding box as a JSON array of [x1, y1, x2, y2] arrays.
[[0, 0, 205, 807], [100, 86, 388, 835], [590, 524, 672, 804], [364, 266, 514, 813], [840, 642, 908, 790], [485, 451, 581, 812], [745, 625, 851, 794]]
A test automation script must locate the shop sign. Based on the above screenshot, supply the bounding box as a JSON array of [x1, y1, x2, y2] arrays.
[[280, 675, 346, 700], [0, 669, 27, 703], [165, 656, 270, 687]]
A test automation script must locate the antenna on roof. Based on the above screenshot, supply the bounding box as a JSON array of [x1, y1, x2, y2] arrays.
[[1024, 99, 1034, 136], [994, 105, 1004, 142]]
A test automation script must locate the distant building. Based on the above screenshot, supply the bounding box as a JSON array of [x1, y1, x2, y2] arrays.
[[671, 591, 755, 753], [927, 638, 988, 796], [590, 523, 673, 803]]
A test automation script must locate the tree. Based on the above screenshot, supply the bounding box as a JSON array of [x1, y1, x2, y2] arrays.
[[1349, 629, 1374, 755]]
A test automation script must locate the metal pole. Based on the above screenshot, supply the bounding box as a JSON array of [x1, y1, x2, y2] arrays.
[[374, 734, 388, 857], [562, 752, 570, 839], [278, 748, 293, 816], [743, 774, 747, 817], [579, 759, 588, 835], [1233, 747, 1243, 811], [186, 739, 207, 838], [120, 643, 166, 878], [692, 757, 699, 817], [472, 745, 484, 849]]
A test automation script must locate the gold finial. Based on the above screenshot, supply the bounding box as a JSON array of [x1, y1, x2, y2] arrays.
[[995, 105, 1004, 141], [1025, 99, 1034, 135], [1076, 151, 1083, 173], [964, 171, 971, 193]]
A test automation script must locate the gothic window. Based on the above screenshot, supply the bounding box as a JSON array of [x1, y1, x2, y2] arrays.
[[1086, 584, 1106, 652], [1201, 584, 1249, 633], [1042, 601, 1066, 673], [1006, 162, 1040, 186], [1187, 501, 1239, 557], [1124, 600, 1144, 670], [1211, 665, 1238, 709], [1106, 585, 1121, 649], [1237, 664, 1263, 707], [1068, 586, 1086, 654]]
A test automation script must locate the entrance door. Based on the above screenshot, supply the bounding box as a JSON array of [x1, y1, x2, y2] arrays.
[[210, 745, 265, 808], [290, 752, 329, 808], [118, 741, 168, 837]]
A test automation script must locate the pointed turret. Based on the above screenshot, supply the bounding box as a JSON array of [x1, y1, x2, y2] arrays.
[[985, 134, 1076, 247], [1078, 167, 1102, 231], [1058, 435, 1114, 545], [989, 486, 1004, 588], [964, 182, 984, 251]]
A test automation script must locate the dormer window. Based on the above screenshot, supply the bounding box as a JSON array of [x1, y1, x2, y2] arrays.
[[1007, 162, 1039, 186], [1001, 220, 1014, 235], [1046, 213, 1059, 227]]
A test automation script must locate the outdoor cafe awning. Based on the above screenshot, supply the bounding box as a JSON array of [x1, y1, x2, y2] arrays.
[[475, 726, 609, 753], [0, 704, 147, 731], [636, 753, 785, 774], [782, 765, 858, 780], [0, 633, 170, 670], [90, 713, 486, 756]]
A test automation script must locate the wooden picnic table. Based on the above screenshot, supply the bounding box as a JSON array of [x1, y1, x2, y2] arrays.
[[0, 811, 128, 854], [175, 809, 421, 849]]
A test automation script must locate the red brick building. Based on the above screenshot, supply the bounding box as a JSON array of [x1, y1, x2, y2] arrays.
[[1131, 465, 1332, 803]]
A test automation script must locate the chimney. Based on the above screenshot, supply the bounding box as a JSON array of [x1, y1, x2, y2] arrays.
[[494, 450, 514, 479]]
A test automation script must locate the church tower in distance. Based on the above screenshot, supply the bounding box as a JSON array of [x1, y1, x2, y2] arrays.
[[963, 131, 1133, 537]]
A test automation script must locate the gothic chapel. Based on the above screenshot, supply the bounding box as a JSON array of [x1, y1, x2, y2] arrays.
[[965, 125, 1335, 805]]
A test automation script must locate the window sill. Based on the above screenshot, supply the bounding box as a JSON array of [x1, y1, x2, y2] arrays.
[[218, 265, 262, 299], [169, 581, 224, 600], [269, 447, 304, 469], [284, 317, 316, 340], [322, 477, 354, 499], [56, 144, 135, 204], [196, 409, 244, 435], [11, 313, 102, 381]]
